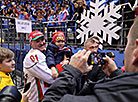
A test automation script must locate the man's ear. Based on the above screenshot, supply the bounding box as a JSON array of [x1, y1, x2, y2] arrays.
[[30, 42, 33, 47], [132, 39, 138, 65]]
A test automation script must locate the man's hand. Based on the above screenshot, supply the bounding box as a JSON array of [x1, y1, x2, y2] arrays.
[[69, 49, 91, 73], [51, 67, 59, 79], [22, 82, 31, 102], [100, 55, 118, 76]]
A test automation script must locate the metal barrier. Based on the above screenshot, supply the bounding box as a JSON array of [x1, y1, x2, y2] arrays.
[[0, 16, 46, 88], [43, 20, 78, 46]]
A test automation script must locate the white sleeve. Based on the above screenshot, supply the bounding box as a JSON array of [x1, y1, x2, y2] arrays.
[[23, 49, 54, 84]]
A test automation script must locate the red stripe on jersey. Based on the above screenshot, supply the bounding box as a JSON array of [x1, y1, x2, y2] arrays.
[[35, 78, 43, 102]]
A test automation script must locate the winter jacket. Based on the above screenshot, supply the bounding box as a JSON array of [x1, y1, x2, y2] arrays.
[[46, 42, 71, 69], [42, 65, 137, 102], [83, 65, 106, 83]]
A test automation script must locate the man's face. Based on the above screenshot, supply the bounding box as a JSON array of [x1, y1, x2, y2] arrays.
[[30, 37, 46, 51], [85, 40, 99, 53], [125, 29, 138, 72], [0, 56, 15, 73]]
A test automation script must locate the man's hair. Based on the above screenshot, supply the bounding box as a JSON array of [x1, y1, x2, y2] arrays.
[[84, 36, 99, 48], [0, 47, 14, 63], [129, 16, 138, 45]]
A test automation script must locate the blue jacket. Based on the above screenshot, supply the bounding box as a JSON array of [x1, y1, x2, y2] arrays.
[[46, 42, 71, 68]]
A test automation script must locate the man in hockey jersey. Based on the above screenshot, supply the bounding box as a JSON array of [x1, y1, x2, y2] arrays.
[[23, 31, 54, 102]]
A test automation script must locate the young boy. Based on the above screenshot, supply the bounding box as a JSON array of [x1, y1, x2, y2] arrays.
[[0, 47, 15, 91], [0, 47, 27, 102], [46, 31, 72, 79]]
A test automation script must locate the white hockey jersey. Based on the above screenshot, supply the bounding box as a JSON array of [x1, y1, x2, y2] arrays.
[[23, 49, 54, 102]]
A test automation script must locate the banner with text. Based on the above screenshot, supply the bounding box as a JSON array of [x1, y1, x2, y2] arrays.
[[15, 19, 32, 33]]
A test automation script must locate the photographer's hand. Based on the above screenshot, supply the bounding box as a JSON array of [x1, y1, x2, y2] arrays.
[[100, 55, 118, 76], [69, 49, 91, 73], [83, 65, 93, 75]]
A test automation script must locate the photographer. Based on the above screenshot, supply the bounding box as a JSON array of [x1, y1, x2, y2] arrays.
[[83, 36, 106, 82], [83, 36, 122, 83]]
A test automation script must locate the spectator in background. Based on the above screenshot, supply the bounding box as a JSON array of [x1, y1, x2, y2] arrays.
[[46, 31, 72, 79], [55, 7, 61, 21], [31, 11, 37, 21], [47, 8, 56, 32], [11, 9, 18, 18], [72, 0, 84, 20], [41, 9, 47, 22], [23, 31, 54, 102], [82, 37, 122, 87], [57, 4, 69, 26], [83, 36, 106, 83], [13, 4, 29, 20], [37, 10, 44, 22]]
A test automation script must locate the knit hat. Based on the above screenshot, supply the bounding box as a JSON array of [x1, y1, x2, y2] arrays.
[[52, 31, 65, 43], [29, 31, 44, 42]]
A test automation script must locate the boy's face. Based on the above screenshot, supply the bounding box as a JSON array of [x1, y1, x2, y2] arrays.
[[55, 40, 65, 48], [0, 56, 15, 73]]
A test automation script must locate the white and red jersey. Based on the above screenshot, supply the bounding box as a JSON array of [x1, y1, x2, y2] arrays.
[[23, 49, 54, 102]]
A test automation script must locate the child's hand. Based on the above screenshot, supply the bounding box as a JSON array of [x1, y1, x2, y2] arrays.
[[51, 67, 59, 79], [61, 54, 70, 66], [61, 59, 69, 66]]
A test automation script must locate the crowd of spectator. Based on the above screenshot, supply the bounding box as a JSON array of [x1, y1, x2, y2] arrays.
[[0, 0, 136, 43], [0, 0, 91, 22], [0, 0, 136, 31]]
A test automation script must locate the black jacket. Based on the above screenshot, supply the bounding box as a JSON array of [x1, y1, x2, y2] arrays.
[[81, 65, 106, 87], [46, 42, 71, 68], [42, 65, 131, 102]]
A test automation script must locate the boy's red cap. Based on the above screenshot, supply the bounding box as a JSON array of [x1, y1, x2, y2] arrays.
[[52, 31, 65, 43], [29, 31, 44, 42]]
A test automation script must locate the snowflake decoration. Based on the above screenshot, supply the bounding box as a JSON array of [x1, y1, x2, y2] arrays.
[[76, 0, 122, 45]]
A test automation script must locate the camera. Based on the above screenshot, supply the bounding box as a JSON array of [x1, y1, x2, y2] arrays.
[[88, 52, 106, 65]]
